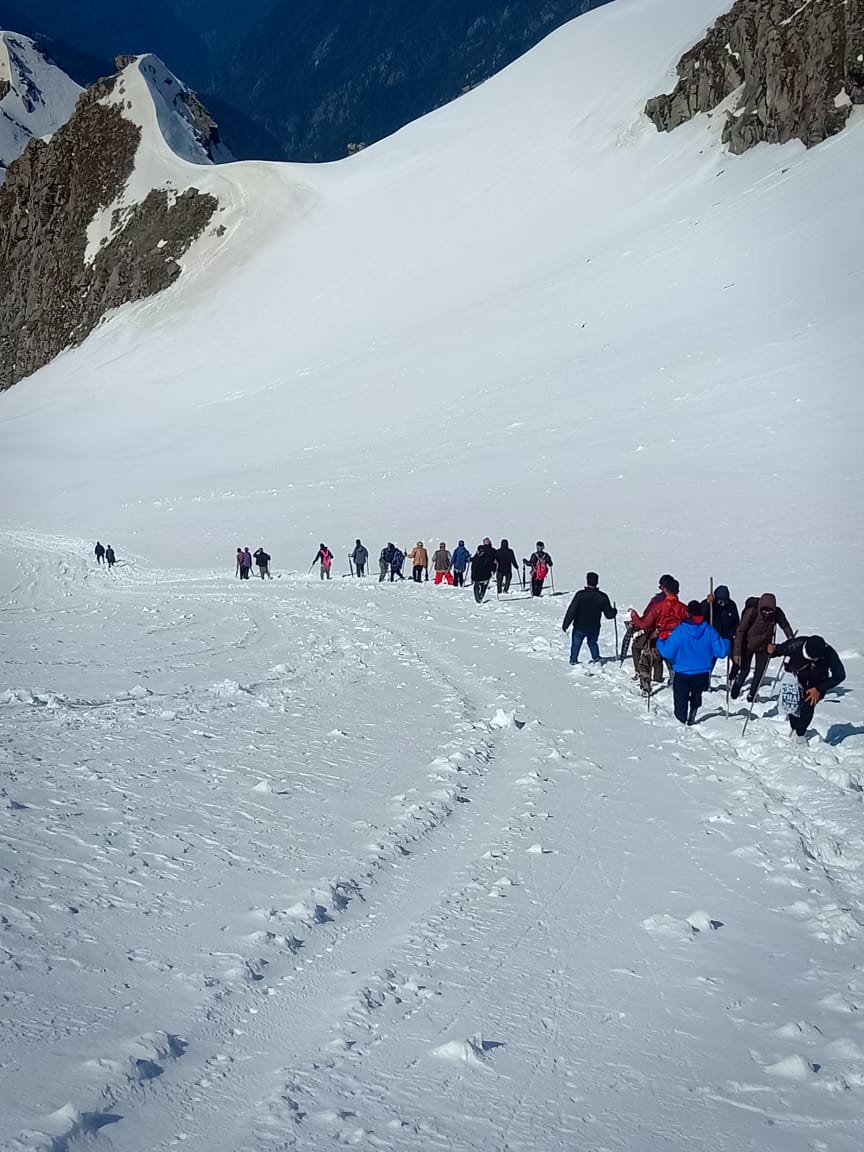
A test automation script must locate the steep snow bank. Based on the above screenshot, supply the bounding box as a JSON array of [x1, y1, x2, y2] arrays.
[[0, 31, 81, 176]]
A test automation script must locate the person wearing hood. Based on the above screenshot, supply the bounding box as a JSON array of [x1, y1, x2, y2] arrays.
[[470, 538, 496, 603], [452, 540, 470, 587], [700, 584, 739, 642], [730, 592, 794, 701], [494, 539, 520, 594], [351, 539, 368, 576], [658, 600, 730, 725], [94, 541, 105, 565], [767, 635, 846, 743], [409, 541, 429, 582], [432, 542, 453, 585]]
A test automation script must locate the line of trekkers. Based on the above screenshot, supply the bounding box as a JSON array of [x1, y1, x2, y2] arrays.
[[560, 571, 845, 743], [342, 539, 554, 604]]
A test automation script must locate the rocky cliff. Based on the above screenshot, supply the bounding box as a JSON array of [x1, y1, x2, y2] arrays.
[[645, 0, 864, 153], [0, 57, 223, 391]]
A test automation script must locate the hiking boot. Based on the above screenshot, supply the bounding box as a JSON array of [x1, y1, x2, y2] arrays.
[[687, 707, 698, 726], [730, 681, 742, 700]]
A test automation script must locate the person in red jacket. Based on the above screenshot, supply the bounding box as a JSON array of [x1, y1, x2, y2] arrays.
[[630, 575, 688, 694]]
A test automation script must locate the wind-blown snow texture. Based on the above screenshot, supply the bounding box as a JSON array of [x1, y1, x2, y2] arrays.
[[1, 0, 863, 1149], [0, 30, 80, 177]]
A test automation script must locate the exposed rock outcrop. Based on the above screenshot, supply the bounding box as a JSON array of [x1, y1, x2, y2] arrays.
[[645, 0, 864, 153], [0, 61, 221, 391]]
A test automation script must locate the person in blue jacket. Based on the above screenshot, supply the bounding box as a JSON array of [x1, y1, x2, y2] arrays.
[[451, 540, 471, 587], [657, 600, 730, 726]]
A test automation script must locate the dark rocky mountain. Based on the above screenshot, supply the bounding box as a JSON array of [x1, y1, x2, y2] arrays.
[[645, 0, 864, 153], [5, 1, 609, 160], [0, 56, 222, 391]]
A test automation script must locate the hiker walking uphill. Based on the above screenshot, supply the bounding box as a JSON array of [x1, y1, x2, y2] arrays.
[[700, 584, 739, 642], [494, 539, 520, 595], [105, 545, 116, 569], [767, 635, 846, 743], [452, 540, 470, 587], [470, 538, 496, 603], [658, 600, 730, 725], [524, 543, 552, 597], [629, 575, 687, 694], [94, 541, 105, 565], [379, 543, 394, 582], [313, 544, 333, 579], [390, 545, 406, 581], [409, 541, 429, 582], [253, 547, 272, 578], [562, 572, 617, 664], [432, 543, 453, 585], [351, 540, 368, 577], [730, 592, 794, 701]]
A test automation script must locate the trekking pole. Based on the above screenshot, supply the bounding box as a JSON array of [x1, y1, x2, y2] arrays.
[[550, 569, 555, 595], [348, 555, 355, 578], [709, 576, 714, 628], [613, 602, 619, 660], [725, 656, 731, 718], [741, 629, 778, 737]]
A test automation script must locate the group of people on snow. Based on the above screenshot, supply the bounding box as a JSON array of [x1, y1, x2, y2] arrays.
[[560, 571, 845, 742], [236, 547, 272, 579], [93, 541, 117, 568], [372, 539, 552, 603]]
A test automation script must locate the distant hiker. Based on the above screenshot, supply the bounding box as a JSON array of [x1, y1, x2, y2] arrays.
[[390, 545, 406, 581], [351, 540, 368, 577], [767, 635, 846, 744], [105, 545, 116, 569], [700, 584, 739, 642], [730, 592, 793, 702], [94, 541, 105, 565], [470, 538, 496, 603], [238, 548, 253, 579], [313, 543, 333, 580], [524, 543, 552, 597], [379, 543, 394, 581], [409, 541, 429, 582], [494, 539, 520, 595], [432, 542, 453, 585], [657, 600, 730, 725], [629, 575, 687, 694], [236, 547, 244, 577], [254, 547, 272, 579], [562, 572, 617, 664], [452, 540, 470, 587]]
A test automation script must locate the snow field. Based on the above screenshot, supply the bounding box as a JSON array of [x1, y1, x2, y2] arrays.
[[2, 532, 863, 1150]]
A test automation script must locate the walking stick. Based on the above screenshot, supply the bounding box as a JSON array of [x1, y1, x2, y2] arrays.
[[709, 576, 714, 628], [742, 626, 777, 736], [348, 555, 355, 578], [613, 602, 619, 660], [550, 569, 555, 595], [725, 656, 731, 718]]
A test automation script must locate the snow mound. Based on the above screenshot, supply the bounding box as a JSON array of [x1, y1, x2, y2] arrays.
[[431, 1035, 491, 1066], [0, 31, 81, 178]]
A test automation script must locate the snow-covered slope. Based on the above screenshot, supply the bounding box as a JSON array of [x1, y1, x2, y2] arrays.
[[0, 30, 80, 177], [1, 0, 863, 1149]]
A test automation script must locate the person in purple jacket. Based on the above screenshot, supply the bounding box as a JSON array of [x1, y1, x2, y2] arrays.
[[657, 600, 730, 726]]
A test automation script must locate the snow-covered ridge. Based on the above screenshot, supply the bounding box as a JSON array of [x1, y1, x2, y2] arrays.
[[0, 30, 81, 178]]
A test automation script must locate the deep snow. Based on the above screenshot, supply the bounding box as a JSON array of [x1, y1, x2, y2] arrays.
[[1, 0, 863, 1148]]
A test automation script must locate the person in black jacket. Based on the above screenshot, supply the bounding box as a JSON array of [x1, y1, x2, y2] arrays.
[[700, 584, 739, 641], [524, 543, 552, 597], [254, 547, 272, 578], [494, 539, 520, 595], [767, 635, 846, 742], [105, 545, 116, 569], [94, 541, 105, 565], [562, 572, 617, 664], [470, 539, 496, 603]]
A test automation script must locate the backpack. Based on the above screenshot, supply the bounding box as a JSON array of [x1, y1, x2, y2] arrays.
[[322, 548, 332, 568], [392, 548, 404, 568], [534, 555, 548, 581]]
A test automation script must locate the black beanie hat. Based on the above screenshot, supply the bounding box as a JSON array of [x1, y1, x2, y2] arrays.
[[687, 600, 703, 617], [803, 636, 827, 660]]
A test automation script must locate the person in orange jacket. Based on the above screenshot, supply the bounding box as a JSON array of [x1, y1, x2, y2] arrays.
[[409, 541, 429, 582], [630, 575, 688, 694]]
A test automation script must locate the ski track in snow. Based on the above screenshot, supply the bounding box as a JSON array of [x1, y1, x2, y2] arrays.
[[1, 532, 863, 1151]]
